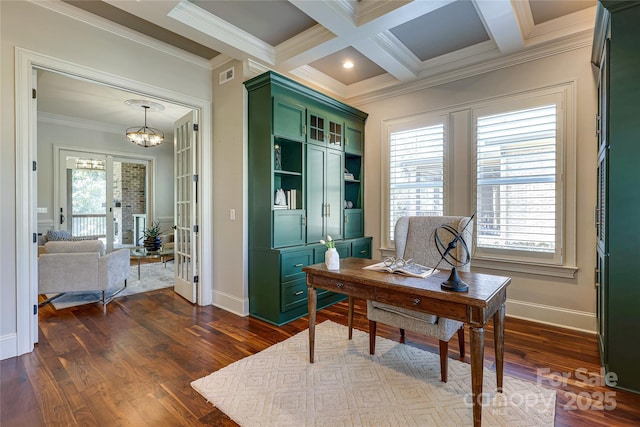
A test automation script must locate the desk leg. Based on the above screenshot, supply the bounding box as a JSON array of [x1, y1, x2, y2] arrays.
[[137, 259, 141, 280], [470, 326, 485, 427], [348, 296, 354, 340], [494, 303, 506, 393], [308, 286, 317, 364]]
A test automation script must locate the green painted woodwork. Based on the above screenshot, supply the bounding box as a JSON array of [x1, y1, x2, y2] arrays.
[[273, 96, 306, 142], [326, 148, 344, 239], [305, 144, 326, 243], [344, 209, 364, 239], [281, 249, 314, 282], [245, 70, 370, 325], [594, 1, 640, 393], [351, 238, 372, 259], [305, 144, 345, 243], [273, 210, 306, 248], [345, 120, 363, 155]]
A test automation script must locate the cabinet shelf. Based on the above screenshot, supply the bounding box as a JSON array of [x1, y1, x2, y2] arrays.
[[275, 170, 302, 176], [345, 178, 360, 183]]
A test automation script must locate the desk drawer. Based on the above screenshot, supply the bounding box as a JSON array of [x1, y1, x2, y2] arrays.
[[375, 288, 468, 321], [308, 275, 376, 299]]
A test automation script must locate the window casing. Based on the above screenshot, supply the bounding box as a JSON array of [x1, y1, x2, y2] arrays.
[[473, 93, 564, 265], [381, 85, 576, 275]]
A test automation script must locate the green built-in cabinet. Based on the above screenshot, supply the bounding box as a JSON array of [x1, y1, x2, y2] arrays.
[[593, 1, 640, 394], [245, 71, 370, 325]]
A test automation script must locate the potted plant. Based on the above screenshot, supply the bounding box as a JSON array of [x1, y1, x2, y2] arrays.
[[141, 220, 163, 252]]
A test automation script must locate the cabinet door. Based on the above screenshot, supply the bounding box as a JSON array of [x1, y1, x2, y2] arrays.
[[273, 210, 305, 247], [306, 144, 326, 243], [325, 148, 344, 240], [596, 248, 608, 359], [328, 117, 344, 150], [344, 209, 363, 239], [345, 120, 363, 155], [273, 97, 305, 142], [307, 110, 327, 146]]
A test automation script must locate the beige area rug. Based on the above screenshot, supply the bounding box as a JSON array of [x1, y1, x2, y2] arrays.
[[192, 321, 556, 427], [48, 263, 174, 309]]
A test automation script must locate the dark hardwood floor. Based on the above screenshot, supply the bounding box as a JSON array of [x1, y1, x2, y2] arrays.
[[2, 288, 639, 426]]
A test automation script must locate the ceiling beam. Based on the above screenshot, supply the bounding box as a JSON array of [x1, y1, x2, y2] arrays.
[[474, 0, 524, 54]]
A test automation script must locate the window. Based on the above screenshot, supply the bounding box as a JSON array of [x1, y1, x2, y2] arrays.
[[473, 94, 565, 265], [476, 105, 557, 253], [385, 117, 445, 244], [381, 85, 575, 275]]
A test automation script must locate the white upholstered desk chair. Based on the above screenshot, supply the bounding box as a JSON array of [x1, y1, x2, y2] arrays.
[[367, 215, 473, 383]]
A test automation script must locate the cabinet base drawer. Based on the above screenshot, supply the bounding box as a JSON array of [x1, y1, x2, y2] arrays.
[[282, 279, 307, 312]]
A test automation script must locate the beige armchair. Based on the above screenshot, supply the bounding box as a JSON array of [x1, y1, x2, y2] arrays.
[[367, 215, 473, 382], [38, 240, 130, 312]]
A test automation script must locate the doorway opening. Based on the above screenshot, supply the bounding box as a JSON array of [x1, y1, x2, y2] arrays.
[[13, 48, 213, 359]]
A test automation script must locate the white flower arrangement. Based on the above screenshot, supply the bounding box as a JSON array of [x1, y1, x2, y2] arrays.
[[319, 235, 335, 248]]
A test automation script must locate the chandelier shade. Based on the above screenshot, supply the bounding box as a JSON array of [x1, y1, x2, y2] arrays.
[[126, 104, 164, 148]]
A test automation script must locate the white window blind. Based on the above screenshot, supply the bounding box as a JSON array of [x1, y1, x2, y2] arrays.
[[476, 104, 557, 254], [389, 124, 444, 241]]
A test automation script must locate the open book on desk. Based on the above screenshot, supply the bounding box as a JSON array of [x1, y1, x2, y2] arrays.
[[362, 261, 437, 279]]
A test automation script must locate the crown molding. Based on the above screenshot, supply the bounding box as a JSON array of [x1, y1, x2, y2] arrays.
[[29, 0, 212, 71], [168, 0, 274, 65], [347, 31, 592, 105], [289, 65, 349, 99], [244, 59, 271, 80]]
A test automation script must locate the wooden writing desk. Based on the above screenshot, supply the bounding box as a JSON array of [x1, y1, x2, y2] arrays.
[[303, 257, 511, 427]]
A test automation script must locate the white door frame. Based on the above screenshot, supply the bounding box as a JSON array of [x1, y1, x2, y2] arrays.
[[14, 47, 213, 357]]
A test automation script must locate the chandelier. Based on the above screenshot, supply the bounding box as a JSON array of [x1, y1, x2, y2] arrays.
[[125, 100, 165, 148]]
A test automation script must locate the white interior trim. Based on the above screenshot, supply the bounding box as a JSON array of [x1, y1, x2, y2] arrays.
[[506, 298, 596, 334], [14, 47, 213, 358]]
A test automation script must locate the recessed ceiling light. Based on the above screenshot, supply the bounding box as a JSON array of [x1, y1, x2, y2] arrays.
[[343, 61, 354, 69]]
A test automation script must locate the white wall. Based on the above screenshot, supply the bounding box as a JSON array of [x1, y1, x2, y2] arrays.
[[211, 60, 248, 314], [1, 0, 212, 358], [355, 46, 598, 332]]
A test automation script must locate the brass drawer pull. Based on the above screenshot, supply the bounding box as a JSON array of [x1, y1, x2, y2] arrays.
[[294, 263, 304, 267], [413, 298, 421, 305], [336, 283, 344, 289], [295, 290, 304, 296]]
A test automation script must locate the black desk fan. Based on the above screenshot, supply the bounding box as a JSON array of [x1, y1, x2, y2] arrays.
[[433, 213, 475, 292]]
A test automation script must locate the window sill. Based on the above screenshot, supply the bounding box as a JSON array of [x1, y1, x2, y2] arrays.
[[471, 258, 578, 279], [380, 247, 578, 279]]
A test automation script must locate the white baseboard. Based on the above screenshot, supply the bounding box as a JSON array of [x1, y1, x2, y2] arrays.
[[506, 298, 596, 334], [0, 333, 17, 360], [212, 290, 249, 317]]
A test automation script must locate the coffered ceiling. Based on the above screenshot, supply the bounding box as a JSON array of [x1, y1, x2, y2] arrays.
[[36, 0, 597, 137], [62, 0, 596, 98]]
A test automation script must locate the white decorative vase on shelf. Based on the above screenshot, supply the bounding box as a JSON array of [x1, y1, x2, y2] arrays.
[[325, 248, 340, 270]]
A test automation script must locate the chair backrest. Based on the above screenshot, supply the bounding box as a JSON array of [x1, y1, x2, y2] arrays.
[[44, 240, 106, 256], [395, 216, 473, 272]]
